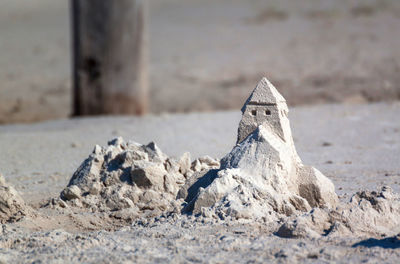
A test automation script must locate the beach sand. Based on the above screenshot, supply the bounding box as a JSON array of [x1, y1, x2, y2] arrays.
[[0, 103, 399, 262]]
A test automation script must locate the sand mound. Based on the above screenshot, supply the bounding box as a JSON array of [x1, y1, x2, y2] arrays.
[[181, 78, 338, 220], [54, 77, 400, 239], [178, 78, 400, 239], [182, 126, 337, 220], [58, 137, 219, 219], [277, 186, 400, 238], [0, 173, 30, 223]]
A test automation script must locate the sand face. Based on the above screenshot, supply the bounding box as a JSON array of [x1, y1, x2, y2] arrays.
[[0, 103, 400, 262]]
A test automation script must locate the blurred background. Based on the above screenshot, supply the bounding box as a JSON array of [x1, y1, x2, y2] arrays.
[[1, 0, 400, 124]]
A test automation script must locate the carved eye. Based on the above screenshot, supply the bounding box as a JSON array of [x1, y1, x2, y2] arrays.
[[251, 110, 257, 116], [265, 110, 271, 115]]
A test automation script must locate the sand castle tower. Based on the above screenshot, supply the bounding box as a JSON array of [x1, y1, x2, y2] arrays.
[[184, 77, 338, 218], [237, 77, 295, 145]]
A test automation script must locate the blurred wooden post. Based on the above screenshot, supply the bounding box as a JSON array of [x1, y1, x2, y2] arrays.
[[71, 0, 148, 116]]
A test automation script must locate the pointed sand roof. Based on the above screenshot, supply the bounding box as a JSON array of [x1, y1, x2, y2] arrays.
[[241, 77, 286, 113]]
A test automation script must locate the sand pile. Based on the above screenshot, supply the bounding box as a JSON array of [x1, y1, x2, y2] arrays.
[[0, 173, 30, 223], [181, 78, 338, 220], [55, 77, 400, 239], [58, 137, 219, 219], [278, 186, 400, 238]]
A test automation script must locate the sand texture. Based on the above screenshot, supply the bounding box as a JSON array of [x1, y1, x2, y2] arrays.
[[0, 102, 400, 262]]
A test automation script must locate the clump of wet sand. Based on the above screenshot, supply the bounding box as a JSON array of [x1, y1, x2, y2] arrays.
[[0, 173, 33, 224], [278, 186, 400, 238], [52, 137, 219, 221]]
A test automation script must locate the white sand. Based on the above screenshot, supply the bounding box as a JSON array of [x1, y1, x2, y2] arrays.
[[0, 103, 400, 262]]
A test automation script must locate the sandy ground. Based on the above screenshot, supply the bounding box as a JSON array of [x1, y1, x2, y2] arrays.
[[1, 0, 400, 123], [0, 103, 399, 262], [1, 0, 400, 262]]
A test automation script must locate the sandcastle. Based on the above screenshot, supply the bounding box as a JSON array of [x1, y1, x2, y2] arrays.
[[52, 77, 400, 238], [182, 77, 338, 219], [2, 77, 399, 240], [57, 77, 339, 222]]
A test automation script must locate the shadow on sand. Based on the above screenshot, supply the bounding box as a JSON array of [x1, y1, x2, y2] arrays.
[[352, 235, 400, 249], [181, 169, 219, 214]]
